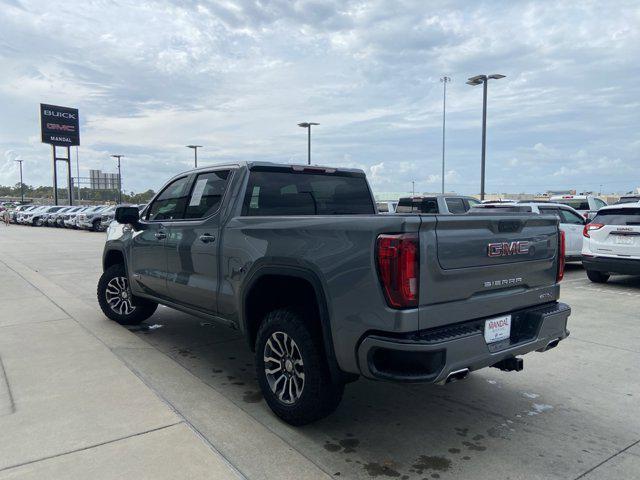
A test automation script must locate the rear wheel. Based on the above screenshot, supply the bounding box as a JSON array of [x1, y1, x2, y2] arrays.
[[586, 270, 610, 283], [97, 264, 157, 325], [34, 217, 43, 227], [255, 308, 344, 425]]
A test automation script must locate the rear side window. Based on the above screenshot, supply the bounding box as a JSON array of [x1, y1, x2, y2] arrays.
[[539, 207, 561, 218], [184, 170, 230, 219], [242, 170, 375, 216], [593, 208, 640, 226], [594, 198, 607, 208], [445, 197, 466, 214], [377, 202, 389, 213], [559, 209, 584, 225], [147, 176, 190, 221]]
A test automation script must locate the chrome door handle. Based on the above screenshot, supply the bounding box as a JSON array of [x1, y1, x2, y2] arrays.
[[154, 232, 167, 240], [199, 234, 216, 244]]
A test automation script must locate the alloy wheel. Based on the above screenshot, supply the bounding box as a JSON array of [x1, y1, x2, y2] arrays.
[[105, 276, 136, 315], [264, 331, 305, 405]]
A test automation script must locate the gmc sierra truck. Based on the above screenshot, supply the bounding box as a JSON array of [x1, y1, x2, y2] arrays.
[[98, 162, 571, 425]]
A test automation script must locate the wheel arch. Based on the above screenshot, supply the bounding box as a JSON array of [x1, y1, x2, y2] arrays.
[[241, 264, 344, 382], [103, 248, 126, 272]]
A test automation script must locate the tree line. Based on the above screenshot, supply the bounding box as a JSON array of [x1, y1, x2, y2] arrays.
[[0, 183, 156, 204]]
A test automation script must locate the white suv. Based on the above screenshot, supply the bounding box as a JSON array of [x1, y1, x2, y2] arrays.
[[471, 202, 586, 261], [582, 202, 640, 283], [550, 194, 607, 220]]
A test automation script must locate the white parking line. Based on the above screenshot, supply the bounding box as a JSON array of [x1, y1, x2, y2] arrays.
[[573, 285, 640, 298]]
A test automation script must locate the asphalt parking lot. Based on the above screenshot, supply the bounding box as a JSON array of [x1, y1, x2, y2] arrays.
[[1, 225, 639, 479]]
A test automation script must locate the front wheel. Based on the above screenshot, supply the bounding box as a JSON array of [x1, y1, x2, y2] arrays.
[[255, 308, 344, 425], [97, 264, 157, 325], [586, 270, 609, 283]]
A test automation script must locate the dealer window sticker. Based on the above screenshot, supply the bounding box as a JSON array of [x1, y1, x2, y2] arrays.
[[189, 178, 208, 206]]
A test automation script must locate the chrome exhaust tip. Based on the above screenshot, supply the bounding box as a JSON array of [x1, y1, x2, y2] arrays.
[[445, 368, 470, 384]]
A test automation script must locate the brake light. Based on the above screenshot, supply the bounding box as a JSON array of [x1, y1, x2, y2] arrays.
[[557, 230, 565, 282], [583, 223, 604, 238], [376, 233, 419, 308]]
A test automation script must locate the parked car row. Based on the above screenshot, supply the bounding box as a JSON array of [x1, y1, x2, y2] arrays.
[[8, 204, 145, 231], [373, 193, 638, 284]]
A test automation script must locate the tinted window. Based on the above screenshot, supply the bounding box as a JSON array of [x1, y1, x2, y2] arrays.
[[593, 208, 640, 226], [555, 199, 590, 210], [184, 170, 230, 219], [559, 209, 584, 225], [396, 197, 437, 214], [445, 197, 466, 214], [396, 198, 414, 213], [539, 207, 560, 218], [470, 205, 532, 213], [242, 170, 374, 216], [148, 176, 190, 221], [616, 197, 640, 204], [594, 198, 607, 208]]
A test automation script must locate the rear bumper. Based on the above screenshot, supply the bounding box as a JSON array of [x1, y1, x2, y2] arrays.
[[357, 302, 570, 383], [582, 256, 640, 275]]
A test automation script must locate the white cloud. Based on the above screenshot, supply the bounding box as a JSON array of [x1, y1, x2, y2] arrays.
[[0, 0, 639, 195]]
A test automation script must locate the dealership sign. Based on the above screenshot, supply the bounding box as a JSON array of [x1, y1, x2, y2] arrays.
[[40, 103, 80, 146]]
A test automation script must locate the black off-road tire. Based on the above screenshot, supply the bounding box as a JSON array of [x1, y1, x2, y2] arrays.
[[97, 264, 157, 325], [255, 308, 344, 425], [586, 270, 609, 283]]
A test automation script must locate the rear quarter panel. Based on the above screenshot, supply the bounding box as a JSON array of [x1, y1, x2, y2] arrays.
[[220, 214, 422, 373]]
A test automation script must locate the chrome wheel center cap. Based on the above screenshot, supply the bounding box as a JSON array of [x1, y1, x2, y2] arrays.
[[284, 359, 293, 373]]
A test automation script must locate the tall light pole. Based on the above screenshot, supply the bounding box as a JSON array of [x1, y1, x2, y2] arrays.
[[466, 74, 505, 200], [440, 76, 451, 194], [186, 145, 202, 168], [75, 146, 81, 201], [111, 154, 124, 204], [15, 159, 24, 203], [297, 122, 319, 165]]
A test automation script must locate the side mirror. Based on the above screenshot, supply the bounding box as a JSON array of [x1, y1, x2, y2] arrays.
[[115, 206, 140, 225]]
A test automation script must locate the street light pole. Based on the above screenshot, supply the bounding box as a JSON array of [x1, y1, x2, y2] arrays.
[[440, 76, 451, 194], [110, 154, 124, 204], [466, 74, 505, 200], [298, 122, 319, 165], [186, 145, 202, 168], [15, 159, 24, 203]]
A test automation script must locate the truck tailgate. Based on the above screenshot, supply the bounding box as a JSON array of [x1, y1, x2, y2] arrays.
[[418, 214, 560, 329]]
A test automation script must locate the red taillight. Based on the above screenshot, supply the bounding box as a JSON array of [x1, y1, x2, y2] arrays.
[[583, 223, 604, 238], [376, 233, 419, 308], [557, 230, 565, 282]]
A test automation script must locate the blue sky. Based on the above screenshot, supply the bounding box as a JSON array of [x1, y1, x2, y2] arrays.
[[0, 0, 638, 195]]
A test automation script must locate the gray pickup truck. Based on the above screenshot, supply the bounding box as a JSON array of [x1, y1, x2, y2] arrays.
[[98, 162, 570, 425]]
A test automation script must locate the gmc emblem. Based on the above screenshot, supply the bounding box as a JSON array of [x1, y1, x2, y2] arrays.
[[488, 241, 530, 257]]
